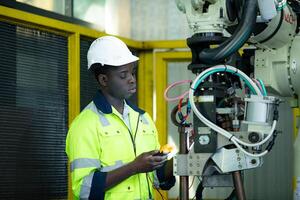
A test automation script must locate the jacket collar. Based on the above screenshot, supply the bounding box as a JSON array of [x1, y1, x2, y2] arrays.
[[93, 90, 145, 114]]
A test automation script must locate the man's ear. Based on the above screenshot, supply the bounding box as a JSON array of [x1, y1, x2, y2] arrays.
[[97, 74, 108, 87]]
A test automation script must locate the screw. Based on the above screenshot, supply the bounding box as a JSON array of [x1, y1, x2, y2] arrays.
[[251, 159, 257, 165]]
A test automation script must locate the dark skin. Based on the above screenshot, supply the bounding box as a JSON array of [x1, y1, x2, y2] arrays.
[[97, 62, 169, 190]]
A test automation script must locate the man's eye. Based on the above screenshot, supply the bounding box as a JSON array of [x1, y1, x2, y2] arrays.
[[120, 73, 127, 79]]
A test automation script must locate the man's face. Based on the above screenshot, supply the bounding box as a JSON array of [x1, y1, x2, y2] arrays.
[[105, 63, 137, 99]]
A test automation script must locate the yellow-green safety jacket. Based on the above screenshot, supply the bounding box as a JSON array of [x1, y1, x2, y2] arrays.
[[66, 91, 168, 200]]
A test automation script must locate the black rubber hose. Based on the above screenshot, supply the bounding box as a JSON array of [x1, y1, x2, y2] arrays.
[[199, 0, 257, 64], [171, 104, 181, 127], [226, 0, 237, 22]]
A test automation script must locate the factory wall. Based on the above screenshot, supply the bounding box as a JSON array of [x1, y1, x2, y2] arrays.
[[130, 0, 190, 40]]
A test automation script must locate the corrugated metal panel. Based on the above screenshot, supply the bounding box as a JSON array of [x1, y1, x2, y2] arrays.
[[80, 37, 138, 110], [0, 21, 68, 199]]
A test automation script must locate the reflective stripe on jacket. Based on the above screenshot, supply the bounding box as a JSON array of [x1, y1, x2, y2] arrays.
[[66, 91, 160, 200]]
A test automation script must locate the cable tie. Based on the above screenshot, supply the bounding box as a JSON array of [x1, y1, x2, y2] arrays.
[[229, 135, 234, 141], [224, 65, 227, 72], [234, 69, 238, 75]]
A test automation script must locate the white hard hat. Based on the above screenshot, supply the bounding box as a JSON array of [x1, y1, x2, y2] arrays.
[[87, 36, 139, 69]]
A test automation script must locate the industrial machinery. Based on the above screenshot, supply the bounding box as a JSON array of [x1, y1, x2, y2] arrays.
[[166, 0, 300, 199]]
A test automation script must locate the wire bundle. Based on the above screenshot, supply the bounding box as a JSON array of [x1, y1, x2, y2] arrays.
[[252, 78, 267, 96], [164, 79, 192, 125]]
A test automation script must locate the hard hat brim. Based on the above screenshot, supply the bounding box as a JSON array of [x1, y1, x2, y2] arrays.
[[88, 54, 139, 69], [109, 54, 139, 66]]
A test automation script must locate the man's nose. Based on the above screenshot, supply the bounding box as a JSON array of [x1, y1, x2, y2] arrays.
[[129, 74, 136, 83]]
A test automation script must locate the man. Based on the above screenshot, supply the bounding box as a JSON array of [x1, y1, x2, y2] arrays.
[[66, 36, 175, 200]]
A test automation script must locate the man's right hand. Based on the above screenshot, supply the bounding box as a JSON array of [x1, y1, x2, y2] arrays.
[[104, 150, 168, 190], [131, 150, 167, 174]]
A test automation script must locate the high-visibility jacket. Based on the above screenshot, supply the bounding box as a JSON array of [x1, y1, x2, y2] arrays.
[[66, 91, 161, 200]]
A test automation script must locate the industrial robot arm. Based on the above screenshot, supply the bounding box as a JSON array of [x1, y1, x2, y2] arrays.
[[169, 0, 300, 199]]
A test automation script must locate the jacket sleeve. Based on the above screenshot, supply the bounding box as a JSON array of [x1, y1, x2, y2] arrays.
[[66, 110, 106, 200]]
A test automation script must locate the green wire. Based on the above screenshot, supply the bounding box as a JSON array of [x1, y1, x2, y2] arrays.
[[276, 0, 287, 11], [258, 78, 267, 96]]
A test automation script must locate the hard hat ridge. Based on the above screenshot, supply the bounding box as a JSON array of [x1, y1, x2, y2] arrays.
[[87, 36, 139, 69]]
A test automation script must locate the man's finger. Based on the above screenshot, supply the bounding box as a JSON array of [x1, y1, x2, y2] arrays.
[[153, 159, 167, 166], [152, 154, 168, 161], [148, 150, 159, 155], [152, 156, 165, 162], [153, 163, 164, 170]]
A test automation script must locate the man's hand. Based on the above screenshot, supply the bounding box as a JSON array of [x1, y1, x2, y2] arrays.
[[105, 150, 169, 190], [131, 150, 168, 174]]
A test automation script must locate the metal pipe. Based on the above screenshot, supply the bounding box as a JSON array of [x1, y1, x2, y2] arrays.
[[179, 126, 189, 200], [232, 171, 246, 200]]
